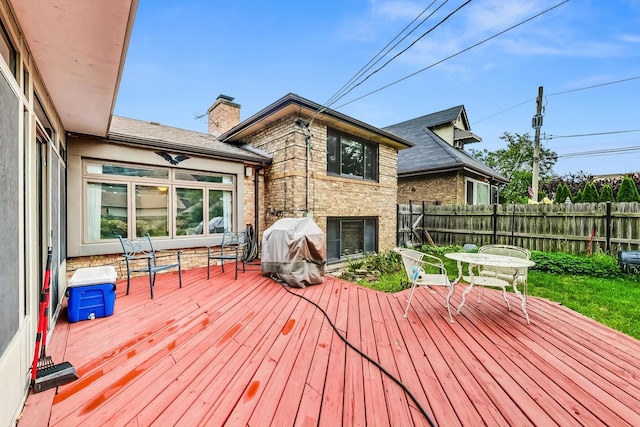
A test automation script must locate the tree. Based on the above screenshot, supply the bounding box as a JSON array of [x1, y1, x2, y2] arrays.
[[581, 181, 600, 202], [599, 184, 615, 202], [470, 132, 557, 204], [542, 171, 593, 199], [574, 189, 584, 203], [470, 132, 558, 179], [616, 176, 640, 202], [498, 170, 533, 204], [553, 183, 572, 203]]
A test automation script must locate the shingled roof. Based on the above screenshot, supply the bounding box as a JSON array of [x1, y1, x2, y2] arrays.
[[107, 116, 271, 165], [383, 112, 508, 183]]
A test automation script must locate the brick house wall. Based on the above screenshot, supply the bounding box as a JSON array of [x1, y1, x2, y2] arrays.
[[241, 113, 399, 254], [398, 172, 465, 205]]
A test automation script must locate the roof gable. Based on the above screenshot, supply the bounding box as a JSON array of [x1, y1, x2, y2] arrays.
[[220, 93, 414, 151], [383, 121, 506, 182]]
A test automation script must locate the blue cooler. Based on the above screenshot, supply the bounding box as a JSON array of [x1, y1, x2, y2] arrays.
[[67, 266, 117, 323]]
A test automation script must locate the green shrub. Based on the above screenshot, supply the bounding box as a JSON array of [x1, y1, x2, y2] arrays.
[[599, 184, 615, 202], [554, 183, 572, 203], [530, 251, 621, 278], [581, 181, 599, 202], [616, 175, 640, 202]]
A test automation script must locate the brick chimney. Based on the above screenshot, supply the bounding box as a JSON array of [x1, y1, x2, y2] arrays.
[[207, 94, 241, 136]]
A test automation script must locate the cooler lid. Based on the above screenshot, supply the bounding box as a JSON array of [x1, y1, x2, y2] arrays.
[[69, 266, 117, 287]]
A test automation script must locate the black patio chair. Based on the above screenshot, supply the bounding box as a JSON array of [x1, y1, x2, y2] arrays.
[[207, 231, 247, 280], [118, 234, 182, 299]]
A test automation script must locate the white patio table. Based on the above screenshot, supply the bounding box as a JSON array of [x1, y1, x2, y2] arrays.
[[444, 252, 535, 324]]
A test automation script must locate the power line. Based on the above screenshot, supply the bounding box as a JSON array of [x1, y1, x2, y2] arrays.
[[336, 0, 570, 109], [558, 145, 640, 159], [546, 128, 640, 140], [472, 75, 640, 126], [547, 76, 640, 97], [328, 0, 472, 108], [472, 98, 535, 125], [323, 0, 442, 110]]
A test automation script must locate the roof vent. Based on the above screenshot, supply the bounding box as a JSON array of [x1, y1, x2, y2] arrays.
[[149, 121, 160, 125]]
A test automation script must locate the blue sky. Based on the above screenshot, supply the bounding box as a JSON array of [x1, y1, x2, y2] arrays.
[[114, 0, 640, 177]]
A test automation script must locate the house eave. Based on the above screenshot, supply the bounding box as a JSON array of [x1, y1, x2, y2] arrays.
[[220, 93, 415, 150], [10, 0, 137, 136]]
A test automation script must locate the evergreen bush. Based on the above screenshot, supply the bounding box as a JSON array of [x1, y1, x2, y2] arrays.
[[581, 181, 600, 202], [599, 184, 615, 202], [616, 176, 640, 202]]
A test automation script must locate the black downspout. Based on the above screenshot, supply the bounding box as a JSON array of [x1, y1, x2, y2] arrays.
[[254, 164, 263, 242]]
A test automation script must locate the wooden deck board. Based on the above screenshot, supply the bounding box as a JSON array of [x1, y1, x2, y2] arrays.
[[18, 267, 640, 427]]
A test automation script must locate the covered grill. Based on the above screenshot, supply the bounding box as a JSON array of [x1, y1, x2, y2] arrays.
[[261, 218, 326, 288]]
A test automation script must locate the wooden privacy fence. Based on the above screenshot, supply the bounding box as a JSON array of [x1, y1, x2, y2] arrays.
[[397, 201, 640, 255]]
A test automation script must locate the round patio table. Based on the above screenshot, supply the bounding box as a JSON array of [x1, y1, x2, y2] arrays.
[[444, 252, 535, 324]]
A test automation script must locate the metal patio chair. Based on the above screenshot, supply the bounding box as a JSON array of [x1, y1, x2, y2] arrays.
[[394, 247, 454, 323], [118, 234, 182, 299], [207, 231, 247, 280]]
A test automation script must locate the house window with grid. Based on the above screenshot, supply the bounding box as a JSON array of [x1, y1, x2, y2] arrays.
[[326, 217, 377, 261], [83, 161, 235, 241], [327, 128, 378, 181], [465, 178, 490, 205]]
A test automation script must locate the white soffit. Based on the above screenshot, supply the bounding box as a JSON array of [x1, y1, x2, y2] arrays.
[[11, 0, 137, 136]]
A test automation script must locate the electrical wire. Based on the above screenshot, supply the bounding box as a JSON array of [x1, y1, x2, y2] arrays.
[[546, 129, 640, 140], [558, 145, 640, 159], [327, 0, 470, 108], [336, 0, 570, 109], [272, 276, 438, 427], [547, 76, 640, 97], [322, 0, 442, 111]]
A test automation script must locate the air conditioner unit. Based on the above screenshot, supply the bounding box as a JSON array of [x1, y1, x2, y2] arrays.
[[453, 140, 463, 150]]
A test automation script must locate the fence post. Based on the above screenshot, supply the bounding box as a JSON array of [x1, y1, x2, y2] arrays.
[[409, 200, 414, 244], [606, 201, 612, 254], [422, 200, 426, 246], [493, 203, 498, 244]]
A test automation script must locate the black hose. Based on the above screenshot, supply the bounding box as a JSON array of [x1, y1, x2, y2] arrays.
[[243, 224, 259, 263], [272, 276, 437, 427]]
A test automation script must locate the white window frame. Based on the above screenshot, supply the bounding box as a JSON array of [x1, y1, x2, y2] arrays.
[[82, 160, 236, 242], [465, 178, 490, 205]]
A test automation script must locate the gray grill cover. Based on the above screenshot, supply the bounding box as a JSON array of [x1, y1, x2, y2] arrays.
[[261, 218, 326, 288]]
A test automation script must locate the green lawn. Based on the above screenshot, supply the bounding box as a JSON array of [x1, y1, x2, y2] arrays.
[[347, 249, 640, 340]]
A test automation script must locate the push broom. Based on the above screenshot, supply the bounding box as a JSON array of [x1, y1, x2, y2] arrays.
[[31, 248, 78, 393]]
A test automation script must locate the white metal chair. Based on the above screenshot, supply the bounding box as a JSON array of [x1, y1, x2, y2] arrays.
[[394, 248, 454, 323], [477, 244, 530, 284]]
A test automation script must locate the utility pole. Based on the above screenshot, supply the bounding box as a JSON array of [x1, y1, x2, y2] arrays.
[[531, 86, 544, 203]]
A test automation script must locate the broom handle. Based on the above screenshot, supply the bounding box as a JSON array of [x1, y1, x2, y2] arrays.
[[40, 249, 52, 357], [31, 248, 52, 381]]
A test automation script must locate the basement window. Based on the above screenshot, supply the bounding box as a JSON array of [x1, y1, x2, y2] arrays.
[[327, 217, 377, 261]]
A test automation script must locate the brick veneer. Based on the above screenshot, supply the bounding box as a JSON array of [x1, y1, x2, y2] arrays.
[[397, 172, 465, 205], [242, 113, 399, 253]]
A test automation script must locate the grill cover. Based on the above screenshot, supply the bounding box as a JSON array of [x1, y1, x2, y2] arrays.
[[261, 218, 326, 288]]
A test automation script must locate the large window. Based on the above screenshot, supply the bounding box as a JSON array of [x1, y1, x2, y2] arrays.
[[84, 160, 235, 241], [327, 128, 378, 181], [465, 178, 490, 205], [327, 217, 377, 261]]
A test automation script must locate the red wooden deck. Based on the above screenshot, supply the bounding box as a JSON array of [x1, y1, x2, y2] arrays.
[[19, 265, 640, 426]]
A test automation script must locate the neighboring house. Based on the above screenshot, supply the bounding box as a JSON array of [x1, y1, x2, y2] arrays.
[[0, 1, 137, 425], [383, 105, 508, 205], [215, 93, 414, 262]]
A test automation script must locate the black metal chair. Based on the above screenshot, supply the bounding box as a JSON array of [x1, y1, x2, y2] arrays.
[[118, 234, 182, 298], [207, 231, 247, 280]]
